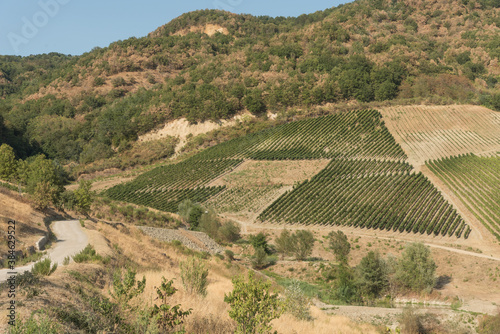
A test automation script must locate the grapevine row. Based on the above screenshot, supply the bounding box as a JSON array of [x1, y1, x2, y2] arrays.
[[258, 161, 468, 238], [427, 154, 500, 240], [194, 110, 407, 161]]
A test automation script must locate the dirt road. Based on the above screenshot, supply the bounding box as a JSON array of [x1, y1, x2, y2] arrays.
[[0, 220, 88, 282]]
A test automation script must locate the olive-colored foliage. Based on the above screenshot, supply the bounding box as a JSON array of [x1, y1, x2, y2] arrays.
[[356, 251, 388, 299], [395, 243, 436, 293], [224, 271, 284, 334], [274, 229, 314, 260], [73, 179, 94, 215], [0, 143, 17, 180], [328, 230, 351, 264]]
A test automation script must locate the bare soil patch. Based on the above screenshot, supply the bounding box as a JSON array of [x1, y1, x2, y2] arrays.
[[208, 159, 330, 188]]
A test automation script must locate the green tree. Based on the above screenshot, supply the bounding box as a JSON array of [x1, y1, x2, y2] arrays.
[[244, 89, 266, 115], [328, 230, 351, 264], [224, 271, 284, 334], [0, 143, 17, 180], [18, 154, 65, 208], [177, 199, 204, 229], [395, 243, 436, 293], [356, 251, 387, 300], [249, 232, 269, 254], [73, 179, 94, 215], [274, 229, 294, 258], [290, 230, 315, 261]]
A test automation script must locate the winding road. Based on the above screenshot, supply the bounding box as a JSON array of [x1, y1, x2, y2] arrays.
[[0, 220, 88, 282]]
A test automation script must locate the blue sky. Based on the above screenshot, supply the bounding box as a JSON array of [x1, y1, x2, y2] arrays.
[[0, 0, 350, 57]]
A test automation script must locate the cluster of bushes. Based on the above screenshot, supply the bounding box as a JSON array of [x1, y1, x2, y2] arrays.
[[177, 200, 241, 244]]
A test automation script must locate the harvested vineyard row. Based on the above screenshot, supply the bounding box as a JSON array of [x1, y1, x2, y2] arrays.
[[380, 105, 500, 165], [194, 109, 407, 161], [258, 159, 469, 238], [104, 184, 225, 212], [125, 158, 243, 191], [427, 154, 500, 240]]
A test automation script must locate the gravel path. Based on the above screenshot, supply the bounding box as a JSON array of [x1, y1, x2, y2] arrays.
[[137, 226, 224, 254]]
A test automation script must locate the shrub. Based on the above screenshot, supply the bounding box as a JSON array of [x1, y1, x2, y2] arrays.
[[282, 280, 312, 321], [478, 311, 500, 334], [9, 311, 59, 334], [31, 258, 57, 276], [218, 221, 241, 243], [225, 249, 235, 261], [180, 257, 209, 297], [150, 277, 192, 332], [110, 268, 146, 310], [356, 251, 388, 300], [224, 271, 283, 334], [72, 244, 103, 263]]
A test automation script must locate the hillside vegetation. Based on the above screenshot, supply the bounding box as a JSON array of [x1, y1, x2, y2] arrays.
[[0, 0, 499, 166]]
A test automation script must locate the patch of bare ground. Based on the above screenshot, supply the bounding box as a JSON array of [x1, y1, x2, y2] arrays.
[[138, 113, 254, 154], [0, 189, 49, 253], [208, 159, 330, 188], [379, 105, 500, 166]]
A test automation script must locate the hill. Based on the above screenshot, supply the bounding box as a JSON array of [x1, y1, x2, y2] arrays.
[[0, 0, 499, 166]]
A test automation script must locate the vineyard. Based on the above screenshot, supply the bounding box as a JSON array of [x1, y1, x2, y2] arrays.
[[258, 159, 470, 238], [380, 105, 500, 165], [194, 109, 407, 161], [427, 154, 500, 240]]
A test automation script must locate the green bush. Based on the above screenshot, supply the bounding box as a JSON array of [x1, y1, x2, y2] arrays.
[[9, 311, 59, 334], [72, 244, 103, 263], [31, 258, 57, 276], [224, 271, 283, 334], [180, 257, 209, 297], [395, 243, 436, 293]]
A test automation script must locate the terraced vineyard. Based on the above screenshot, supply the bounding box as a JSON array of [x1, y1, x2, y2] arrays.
[[128, 158, 243, 191], [195, 109, 407, 161], [258, 159, 470, 238], [427, 154, 500, 240], [105, 185, 225, 212], [380, 105, 500, 165], [104, 109, 472, 239]]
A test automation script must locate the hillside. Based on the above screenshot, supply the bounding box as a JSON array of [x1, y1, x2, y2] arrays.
[[0, 0, 499, 167]]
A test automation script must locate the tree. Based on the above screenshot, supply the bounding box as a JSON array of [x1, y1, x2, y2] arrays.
[[249, 232, 269, 254], [224, 271, 284, 334], [274, 229, 294, 258], [0, 143, 17, 180], [395, 243, 436, 293], [328, 230, 351, 264], [73, 179, 94, 215], [356, 251, 388, 300], [177, 199, 204, 229], [290, 230, 315, 261], [243, 89, 266, 115]]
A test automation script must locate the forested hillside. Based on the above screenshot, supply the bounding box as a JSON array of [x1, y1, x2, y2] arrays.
[[0, 0, 499, 165]]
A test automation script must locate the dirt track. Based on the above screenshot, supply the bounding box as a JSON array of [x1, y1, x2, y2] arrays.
[[0, 220, 88, 282]]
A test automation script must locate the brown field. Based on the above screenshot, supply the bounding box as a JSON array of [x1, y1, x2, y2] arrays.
[[379, 105, 500, 166]]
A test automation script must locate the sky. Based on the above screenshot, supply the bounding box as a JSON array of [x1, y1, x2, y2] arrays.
[[0, 0, 350, 57]]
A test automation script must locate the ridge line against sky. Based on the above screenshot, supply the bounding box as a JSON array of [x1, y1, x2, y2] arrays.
[[0, 0, 350, 57]]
